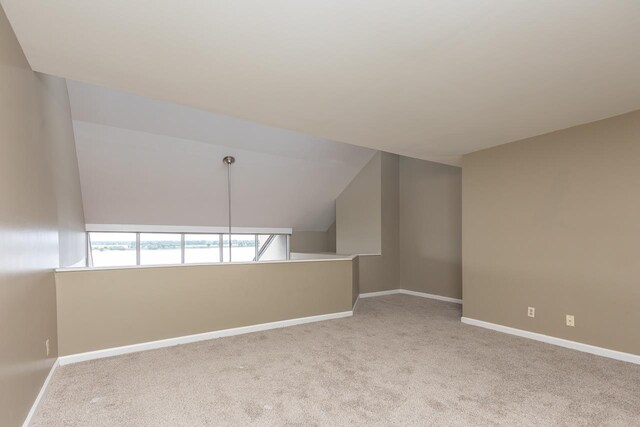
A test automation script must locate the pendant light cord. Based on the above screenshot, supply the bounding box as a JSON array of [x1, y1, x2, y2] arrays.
[[227, 160, 232, 262], [223, 156, 235, 262]]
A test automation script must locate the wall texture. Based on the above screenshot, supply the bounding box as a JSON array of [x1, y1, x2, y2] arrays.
[[463, 109, 640, 355], [291, 221, 337, 254], [335, 152, 400, 293], [326, 222, 336, 253], [358, 153, 400, 293], [399, 157, 461, 299], [0, 5, 85, 426], [56, 260, 355, 356], [352, 256, 360, 306], [290, 231, 328, 253], [336, 153, 382, 255]]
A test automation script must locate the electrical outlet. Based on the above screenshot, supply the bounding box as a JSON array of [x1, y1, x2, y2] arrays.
[[566, 315, 575, 327], [527, 307, 535, 318], [45, 339, 50, 356]]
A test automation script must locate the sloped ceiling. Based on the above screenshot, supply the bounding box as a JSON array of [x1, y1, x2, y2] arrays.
[[67, 81, 376, 231], [3, 1, 640, 166]]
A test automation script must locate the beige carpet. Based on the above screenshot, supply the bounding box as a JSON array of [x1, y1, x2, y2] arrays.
[[33, 295, 640, 426]]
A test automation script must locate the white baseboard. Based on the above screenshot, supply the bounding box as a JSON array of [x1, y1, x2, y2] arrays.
[[461, 317, 640, 365], [59, 310, 352, 366], [23, 358, 59, 427], [398, 289, 463, 304], [352, 295, 360, 311], [359, 289, 402, 298], [359, 289, 462, 304]]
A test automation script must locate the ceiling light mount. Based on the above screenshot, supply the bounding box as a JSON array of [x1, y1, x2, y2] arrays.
[[222, 156, 235, 165]]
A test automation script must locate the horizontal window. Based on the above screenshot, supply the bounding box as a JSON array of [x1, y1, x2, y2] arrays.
[[258, 234, 288, 261], [221, 235, 261, 262], [140, 233, 181, 265], [185, 234, 220, 264], [88, 231, 289, 267], [89, 232, 137, 267]]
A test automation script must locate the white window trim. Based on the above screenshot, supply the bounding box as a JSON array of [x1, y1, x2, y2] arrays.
[[87, 228, 292, 268], [86, 224, 292, 235]]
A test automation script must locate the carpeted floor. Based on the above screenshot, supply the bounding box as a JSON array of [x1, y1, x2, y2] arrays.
[[33, 295, 640, 426]]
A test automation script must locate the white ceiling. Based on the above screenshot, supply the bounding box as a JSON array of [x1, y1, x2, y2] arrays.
[[68, 80, 376, 231], [4, 1, 640, 165]]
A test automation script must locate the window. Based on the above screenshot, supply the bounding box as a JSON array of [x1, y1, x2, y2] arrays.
[[222, 234, 231, 262], [140, 233, 182, 265], [222, 234, 262, 262], [89, 232, 137, 267], [257, 234, 288, 261], [231, 234, 257, 262], [88, 230, 289, 267], [185, 234, 220, 264]]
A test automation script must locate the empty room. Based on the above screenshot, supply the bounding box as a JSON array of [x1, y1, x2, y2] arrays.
[[2, 1, 639, 426]]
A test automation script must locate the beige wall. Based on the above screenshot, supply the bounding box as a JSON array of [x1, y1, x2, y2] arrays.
[[56, 260, 355, 356], [399, 157, 461, 298], [290, 231, 328, 253], [326, 221, 336, 253], [358, 153, 400, 293], [352, 256, 360, 306], [336, 152, 382, 255], [0, 5, 85, 426], [291, 222, 337, 254], [463, 109, 640, 355], [336, 150, 464, 296], [336, 152, 400, 293]]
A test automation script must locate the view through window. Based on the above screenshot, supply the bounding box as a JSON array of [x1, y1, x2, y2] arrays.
[[140, 233, 181, 265], [89, 232, 289, 267], [89, 232, 136, 267], [229, 234, 256, 262], [185, 234, 219, 263]]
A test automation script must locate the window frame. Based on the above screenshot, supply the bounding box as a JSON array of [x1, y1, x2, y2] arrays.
[[86, 231, 138, 268], [87, 226, 291, 268]]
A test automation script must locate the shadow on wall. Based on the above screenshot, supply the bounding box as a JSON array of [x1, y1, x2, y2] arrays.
[[335, 151, 462, 297], [290, 224, 336, 254]]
